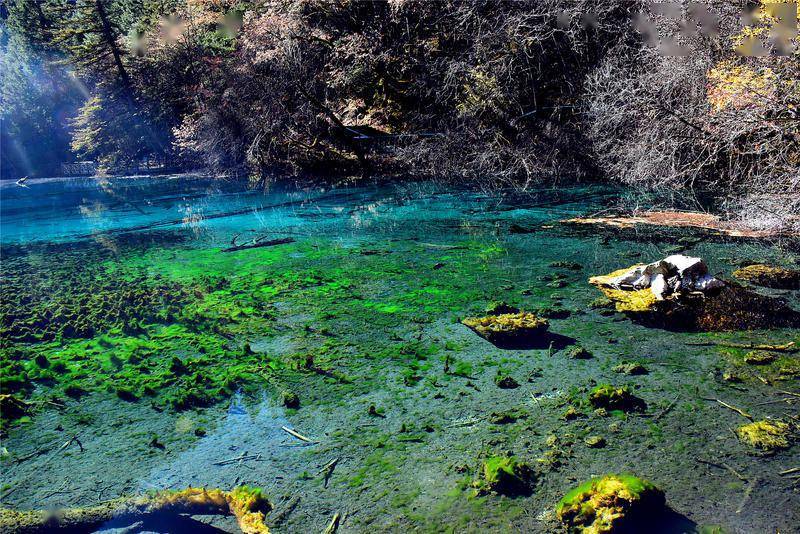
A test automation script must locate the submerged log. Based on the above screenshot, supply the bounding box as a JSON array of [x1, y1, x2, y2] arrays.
[[221, 237, 295, 253], [0, 487, 271, 534]]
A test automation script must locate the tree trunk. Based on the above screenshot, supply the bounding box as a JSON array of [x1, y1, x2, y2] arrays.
[[94, 0, 132, 92]]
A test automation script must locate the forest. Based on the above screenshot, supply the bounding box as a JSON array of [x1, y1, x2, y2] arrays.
[[1, 0, 798, 228]]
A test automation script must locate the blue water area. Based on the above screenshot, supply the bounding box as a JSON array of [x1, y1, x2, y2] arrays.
[[1, 174, 799, 533], [0, 175, 617, 246]]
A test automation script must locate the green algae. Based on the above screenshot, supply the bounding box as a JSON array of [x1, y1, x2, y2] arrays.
[[588, 384, 645, 412], [1, 234, 523, 427], [3, 183, 799, 532], [475, 456, 533, 496]]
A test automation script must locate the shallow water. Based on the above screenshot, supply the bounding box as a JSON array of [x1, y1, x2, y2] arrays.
[[1, 175, 799, 533]]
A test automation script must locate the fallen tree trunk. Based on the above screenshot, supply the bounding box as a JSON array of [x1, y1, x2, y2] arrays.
[[0, 487, 270, 534], [221, 237, 295, 253]]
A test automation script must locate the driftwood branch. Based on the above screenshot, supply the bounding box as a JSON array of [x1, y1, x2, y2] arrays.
[[281, 426, 318, 444], [222, 237, 295, 253], [702, 398, 754, 421]]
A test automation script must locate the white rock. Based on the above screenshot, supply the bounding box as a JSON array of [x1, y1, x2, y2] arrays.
[[601, 255, 724, 300]]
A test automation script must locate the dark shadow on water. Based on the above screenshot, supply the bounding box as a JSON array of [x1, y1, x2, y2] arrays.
[[488, 332, 576, 350], [99, 514, 229, 533], [618, 507, 698, 534], [623, 285, 800, 333]]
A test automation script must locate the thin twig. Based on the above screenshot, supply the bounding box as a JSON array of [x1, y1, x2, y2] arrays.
[[212, 453, 261, 466], [696, 458, 748, 481], [324, 512, 341, 534], [702, 398, 753, 421], [654, 395, 679, 421], [736, 478, 758, 514], [281, 426, 318, 444]]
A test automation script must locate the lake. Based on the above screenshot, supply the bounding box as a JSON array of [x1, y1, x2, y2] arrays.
[[1, 175, 798, 532]]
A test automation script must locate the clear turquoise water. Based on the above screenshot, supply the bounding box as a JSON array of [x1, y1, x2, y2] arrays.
[[1, 175, 798, 533]]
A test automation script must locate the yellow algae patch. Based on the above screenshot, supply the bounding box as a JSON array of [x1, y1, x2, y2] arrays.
[[733, 264, 800, 290], [227, 486, 272, 534], [594, 287, 657, 313], [589, 266, 658, 312], [588, 266, 645, 287], [736, 420, 791, 451]]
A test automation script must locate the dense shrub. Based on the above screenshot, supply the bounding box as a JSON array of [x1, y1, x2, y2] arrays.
[[587, 0, 799, 230]]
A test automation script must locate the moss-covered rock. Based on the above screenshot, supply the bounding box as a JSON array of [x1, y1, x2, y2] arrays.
[[584, 435, 606, 448], [613, 362, 647, 375], [588, 384, 645, 412], [589, 260, 800, 331], [280, 390, 300, 409], [462, 312, 549, 347], [476, 456, 533, 496], [556, 474, 665, 533], [736, 420, 792, 451], [743, 350, 778, 365], [733, 264, 800, 290], [0, 486, 271, 534], [566, 346, 593, 359], [591, 278, 800, 331], [495, 374, 520, 389]]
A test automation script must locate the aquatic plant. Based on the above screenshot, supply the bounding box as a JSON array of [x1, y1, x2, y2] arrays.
[[743, 350, 778, 365], [0, 394, 30, 422], [495, 374, 520, 389], [280, 390, 300, 409], [584, 435, 606, 448], [613, 362, 647, 375], [475, 456, 533, 496], [566, 346, 593, 360], [733, 264, 800, 290], [588, 384, 645, 412], [556, 474, 665, 533], [736, 420, 792, 451]]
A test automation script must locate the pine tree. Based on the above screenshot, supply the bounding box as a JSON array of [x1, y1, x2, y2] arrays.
[[0, 0, 82, 178], [48, 0, 170, 167]]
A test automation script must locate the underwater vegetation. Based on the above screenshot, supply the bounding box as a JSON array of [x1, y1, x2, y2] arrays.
[[0, 234, 515, 429], [1, 183, 799, 533], [0, 486, 271, 534], [736, 420, 793, 452], [733, 264, 800, 290], [556, 474, 665, 534], [474, 456, 534, 496], [588, 385, 645, 413]]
